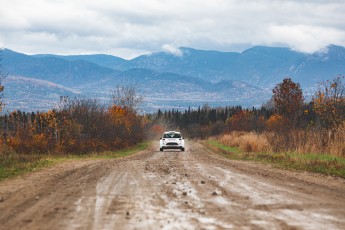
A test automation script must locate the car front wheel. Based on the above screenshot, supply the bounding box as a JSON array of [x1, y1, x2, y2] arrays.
[[160, 148, 163, 151]]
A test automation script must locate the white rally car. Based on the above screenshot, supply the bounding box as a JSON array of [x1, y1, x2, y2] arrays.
[[159, 131, 185, 151]]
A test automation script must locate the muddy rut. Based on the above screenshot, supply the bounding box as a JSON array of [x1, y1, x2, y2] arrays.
[[0, 141, 344, 229]]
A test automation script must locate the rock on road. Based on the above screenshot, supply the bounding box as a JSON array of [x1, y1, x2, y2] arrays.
[[0, 141, 344, 229]]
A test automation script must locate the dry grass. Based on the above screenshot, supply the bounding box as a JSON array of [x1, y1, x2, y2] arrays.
[[219, 128, 345, 157], [220, 132, 271, 153], [206, 140, 345, 178], [327, 130, 345, 156]]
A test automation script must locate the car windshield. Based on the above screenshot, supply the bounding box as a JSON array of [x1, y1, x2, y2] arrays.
[[163, 133, 181, 138]]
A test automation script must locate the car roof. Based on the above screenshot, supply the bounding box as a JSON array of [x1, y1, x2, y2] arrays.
[[164, 131, 181, 134]]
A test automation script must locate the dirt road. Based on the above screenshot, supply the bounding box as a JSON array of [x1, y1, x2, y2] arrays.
[[0, 141, 344, 229]]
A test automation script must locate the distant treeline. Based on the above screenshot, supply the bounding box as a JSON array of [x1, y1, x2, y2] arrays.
[[0, 76, 343, 156], [150, 104, 314, 138]]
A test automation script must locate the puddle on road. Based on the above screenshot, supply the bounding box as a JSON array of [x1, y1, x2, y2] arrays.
[[67, 153, 344, 230], [192, 163, 343, 229]]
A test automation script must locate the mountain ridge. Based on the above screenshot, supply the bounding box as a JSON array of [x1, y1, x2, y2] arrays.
[[23, 44, 345, 88], [1, 45, 344, 112]]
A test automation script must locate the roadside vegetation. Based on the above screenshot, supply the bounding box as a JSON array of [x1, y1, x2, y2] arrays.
[[0, 79, 149, 180], [0, 141, 149, 180], [0, 46, 344, 180], [0, 98, 145, 154], [150, 76, 345, 177], [0, 85, 146, 154], [205, 136, 345, 178]]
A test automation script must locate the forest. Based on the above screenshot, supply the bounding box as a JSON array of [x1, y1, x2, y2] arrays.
[[0, 85, 146, 154], [150, 77, 345, 156], [0, 75, 344, 157]]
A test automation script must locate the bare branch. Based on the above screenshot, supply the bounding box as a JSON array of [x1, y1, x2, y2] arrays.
[[112, 83, 143, 111]]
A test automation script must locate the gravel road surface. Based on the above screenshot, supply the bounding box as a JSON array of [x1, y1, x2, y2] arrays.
[[0, 141, 344, 229]]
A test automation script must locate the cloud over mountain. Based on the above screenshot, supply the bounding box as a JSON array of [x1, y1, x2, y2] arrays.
[[162, 44, 183, 57], [1, 0, 345, 58]]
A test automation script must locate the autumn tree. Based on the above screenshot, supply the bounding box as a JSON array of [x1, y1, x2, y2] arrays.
[[313, 76, 345, 131], [265, 114, 282, 131], [272, 78, 304, 129], [226, 110, 254, 132]]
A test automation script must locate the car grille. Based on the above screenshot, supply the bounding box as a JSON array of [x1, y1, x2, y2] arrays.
[[166, 143, 178, 146]]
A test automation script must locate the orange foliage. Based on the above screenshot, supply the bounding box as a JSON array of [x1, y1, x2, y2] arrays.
[[272, 78, 303, 128], [226, 110, 253, 131], [313, 76, 345, 131], [33, 133, 48, 151], [265, 114, 282, 131], [109, 105, 131, 131], [1, 102, 144, 154]]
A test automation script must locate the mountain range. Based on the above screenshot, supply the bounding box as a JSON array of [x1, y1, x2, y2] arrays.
[[1, 45, 345, 112]]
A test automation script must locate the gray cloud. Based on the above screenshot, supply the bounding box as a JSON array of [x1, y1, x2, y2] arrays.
[[0, 0, 344, 59]]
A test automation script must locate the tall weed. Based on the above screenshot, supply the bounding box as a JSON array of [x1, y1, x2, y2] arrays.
[[220, 132, 271, 153], [219, 127, 345, 156]]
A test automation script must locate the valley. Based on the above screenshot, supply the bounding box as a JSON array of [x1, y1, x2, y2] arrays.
[[1, 45, 345, 112]]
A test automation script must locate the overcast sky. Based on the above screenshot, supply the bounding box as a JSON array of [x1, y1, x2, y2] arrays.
[[1, 0, 345, 59]]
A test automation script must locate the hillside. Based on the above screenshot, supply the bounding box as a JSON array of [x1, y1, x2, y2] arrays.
[[27, 45, 345, 89], [3, 76, 80, 112], [2, 49, 119, 87], [1, 45, 344, 112]]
